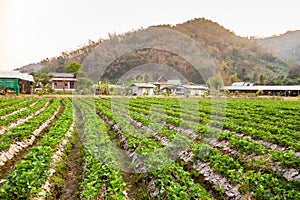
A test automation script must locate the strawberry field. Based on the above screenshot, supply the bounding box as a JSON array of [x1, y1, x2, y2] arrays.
[[0, 96, 299, 199]]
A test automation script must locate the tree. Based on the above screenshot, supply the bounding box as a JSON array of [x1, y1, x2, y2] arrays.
[[288, 65, 300, 79], [76, 70, 94, 94], [219, 61, 231, 86], [97, 81, 110, 95], [207, 75, 223, 93], [39, 73, 53, 88], [33, 66, 53, 88], [259, 74, 266, 85], [230, 73, 241, 83], [65, 62, 82, 76]]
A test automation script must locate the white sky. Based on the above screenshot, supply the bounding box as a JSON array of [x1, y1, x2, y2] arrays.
[[0, 0, 299, 70]]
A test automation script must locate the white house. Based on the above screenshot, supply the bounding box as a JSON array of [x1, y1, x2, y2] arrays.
[[182, 85, 208, 96], [132, 83, 156, 96]]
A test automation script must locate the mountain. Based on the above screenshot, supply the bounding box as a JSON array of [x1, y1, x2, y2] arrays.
[[255, 30, 300, 79], [255, 30, 300, 65], [16, 63, 43, 73], [160, 18, 288, 85], [19, 18, 289, 85]]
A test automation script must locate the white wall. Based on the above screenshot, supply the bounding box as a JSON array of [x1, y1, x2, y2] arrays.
[[188, 89, 207, 96], [133, 86, 154, 96]]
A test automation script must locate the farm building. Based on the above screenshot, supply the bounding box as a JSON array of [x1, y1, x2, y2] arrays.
[[0, 71, 34, 95], [132, 83, 156, 96], [181, 85, 208, 96], [49, 73, 77, 92], [153, 76, 182, 92], [221, 85, 300, 96]]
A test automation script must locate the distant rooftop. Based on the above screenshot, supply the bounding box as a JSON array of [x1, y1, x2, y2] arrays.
[[49, 73, 75, 78], [182, 84, 207, 89], [132, 83, 156, 88], [222, 85, 300, 91], [232, 82, 253, 86]]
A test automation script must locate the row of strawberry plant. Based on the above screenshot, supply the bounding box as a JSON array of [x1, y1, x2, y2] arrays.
[[224, 120, 300, 152], [94, 99, 212, 199], [0, 98, 37, 112], [0, 98, 73, 199], [0, 98, 57, 151], [106, 102, 242, 199], [224, 102, 300, 134], [73, 98, 128, 199], [108, 97, 297, 196], [113, 97, 300, 162], [0, 98, 49, 128], [0, 97, 27, 109], [129, 101, 300, 180], [192, 98, 300, 133], [192, 143, 300, 199], [225, 99, 300, 131], [123, 99, 300, 174], [219, 131, 300, 170], [0, 98, 38, 119]]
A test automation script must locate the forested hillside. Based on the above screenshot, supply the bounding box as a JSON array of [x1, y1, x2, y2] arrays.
[[255, 30, 300, 80], [20, 18, 289, 85], [256, 30, 300, 65]]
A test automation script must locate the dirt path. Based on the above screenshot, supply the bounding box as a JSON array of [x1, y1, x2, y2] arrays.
[[57, 134, 83, 200]]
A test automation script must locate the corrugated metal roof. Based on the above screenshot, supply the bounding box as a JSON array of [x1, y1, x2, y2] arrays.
[[132, 83, 156, 88], [49, 73, 75, 78], [222, 85, 300, 91], [182, 85, 208, 89], [50, 78, 78, 81], [0, 71, 34, 82]]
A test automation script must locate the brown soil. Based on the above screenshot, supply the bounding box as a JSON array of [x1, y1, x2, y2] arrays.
[[57, 135, 83, 200]]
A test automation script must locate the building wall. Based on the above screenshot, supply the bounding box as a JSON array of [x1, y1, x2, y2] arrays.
[[52, 81, 75, 90], [133, 87, 154, 96], [188, 89, 206, 96], [19, 80, 33, 94]]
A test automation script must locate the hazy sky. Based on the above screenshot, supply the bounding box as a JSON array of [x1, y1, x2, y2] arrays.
[[1, 0, 299, 70]]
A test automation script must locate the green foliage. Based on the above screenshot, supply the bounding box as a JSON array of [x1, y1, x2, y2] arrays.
[[224, 89, 230, 95], [76, 70, 94, 94], [256, 89, 263, 96], [65, 62, 82, 76], [32, 66, 53, 89], [96, 81, 110, 95], [1, 97, 300, 199], [207, 75, 223, 92]]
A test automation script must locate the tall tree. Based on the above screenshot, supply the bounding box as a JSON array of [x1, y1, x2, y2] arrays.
[[65, 62, 82, 76]]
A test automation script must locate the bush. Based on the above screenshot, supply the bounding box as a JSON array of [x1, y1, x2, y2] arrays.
[[256, 90, 263, 96], [224, 89, 230, 95]]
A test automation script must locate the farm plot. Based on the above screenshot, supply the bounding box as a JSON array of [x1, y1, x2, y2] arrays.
[[0, 96, 299, 199]]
